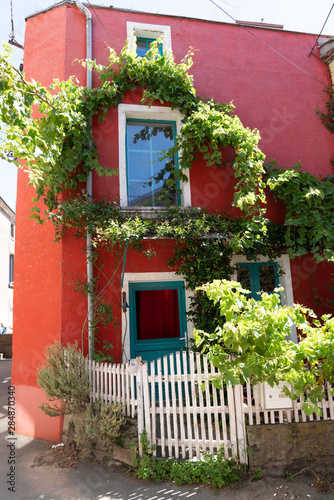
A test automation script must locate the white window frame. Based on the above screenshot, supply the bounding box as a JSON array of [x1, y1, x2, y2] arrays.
[[232, 254, 297, 343], [121, 272, 193, 362], [127, 22, 172, 55], [118, 103, 191, 208]]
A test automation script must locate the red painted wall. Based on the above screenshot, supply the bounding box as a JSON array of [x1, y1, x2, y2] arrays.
[[13, 2, 334, 441], [12, 4, 88, 441]]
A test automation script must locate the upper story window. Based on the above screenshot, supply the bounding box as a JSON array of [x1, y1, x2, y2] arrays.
[[127, 22, 172, 56], [136, 37, 163, 57], [9, 253, 14, 287], [119, 104, 191, 209], [232, 255, 297, 343], [126, 119, 178, 207], [10, 223, 14, 239], [236, 262, 279, 300]]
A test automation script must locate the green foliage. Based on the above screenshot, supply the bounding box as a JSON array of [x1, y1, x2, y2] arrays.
[[317, 89, 334, 135], [252, 469, 264, 481], [53, 200, 284, 334], [132, 436, 244, 490], [0, 41, 266, 221], [0, 44, 114, 215], [37, 341, 90, 416], [85, 401, 125, 443], [195, 280, 334, 414], [92, 340, 115, 363], [285, 470, 293, 482], [266, 160, 334, 262]]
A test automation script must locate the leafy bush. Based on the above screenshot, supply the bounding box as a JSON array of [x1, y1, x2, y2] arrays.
[[37, 341, 90, 416], [85, 401, 125, 444], [195, 279, 334, 415], [131, 431, 244, 490], [38, 341, 126, 457], [266, 161, 334, 262], [133, 444, 244, 490]]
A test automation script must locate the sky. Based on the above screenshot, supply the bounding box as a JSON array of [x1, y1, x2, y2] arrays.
[[1, 0, 334, 212]]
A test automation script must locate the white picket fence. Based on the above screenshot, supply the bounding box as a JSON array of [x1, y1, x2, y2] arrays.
[[86, 351, 334, 464], [87, 358, 137, 417]]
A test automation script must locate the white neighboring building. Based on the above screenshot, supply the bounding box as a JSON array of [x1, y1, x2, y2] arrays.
[[0, 197, 15, 333]]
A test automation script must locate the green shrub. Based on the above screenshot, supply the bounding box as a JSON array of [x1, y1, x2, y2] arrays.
[[132, 433, 245, 491], [85, 401, 125, 444], [37, 341, 90, 417]]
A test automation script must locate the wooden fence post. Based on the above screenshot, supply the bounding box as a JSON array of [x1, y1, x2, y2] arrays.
[[234, 385, 248, 464], [136, 359, 145, 456], [142, 361, 151, 450]]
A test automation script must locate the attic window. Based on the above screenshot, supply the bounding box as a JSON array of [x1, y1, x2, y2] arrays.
[[136, 37, 163, 57], [127, 22, 172, 55]]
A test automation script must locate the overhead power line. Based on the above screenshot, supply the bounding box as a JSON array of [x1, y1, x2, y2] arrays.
[[86, 0, 121, 54], [208, 0, 327, 86]]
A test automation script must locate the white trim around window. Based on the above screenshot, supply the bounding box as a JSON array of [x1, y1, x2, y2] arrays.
[[127, 21, 172, 54], [232, 254, 297, 343], [118, 103, 191, 208], [121, 272, 193, 362]]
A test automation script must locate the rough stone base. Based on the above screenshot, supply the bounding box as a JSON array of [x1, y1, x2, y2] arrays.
[[113, 445, 133, 466], [62, 412, 137, 466], [247, 420, 334, 476]]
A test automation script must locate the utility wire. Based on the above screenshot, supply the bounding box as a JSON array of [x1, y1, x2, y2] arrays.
[[309, 2, 334, 56], [208, 0, 327, 86], [86, 0, 121, 54]]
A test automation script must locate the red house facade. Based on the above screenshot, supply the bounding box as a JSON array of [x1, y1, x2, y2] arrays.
[[12, 1, 334, 441]]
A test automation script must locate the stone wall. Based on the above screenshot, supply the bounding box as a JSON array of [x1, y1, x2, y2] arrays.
[[62, 412, 138, 466], [0, 334, 12, 358], [247, 420, 334, 476]]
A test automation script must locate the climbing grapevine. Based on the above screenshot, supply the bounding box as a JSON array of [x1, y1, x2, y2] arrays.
[[0, 41, 266, 222]]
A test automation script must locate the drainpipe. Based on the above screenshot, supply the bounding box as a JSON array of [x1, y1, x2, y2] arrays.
[[75, 0, 94, 359]]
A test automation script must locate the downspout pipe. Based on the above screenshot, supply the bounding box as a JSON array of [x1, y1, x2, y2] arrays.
[[75, 0, 94, 360]]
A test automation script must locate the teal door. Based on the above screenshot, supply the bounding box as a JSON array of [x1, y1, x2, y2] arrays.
[[129, 281, 187, 365]]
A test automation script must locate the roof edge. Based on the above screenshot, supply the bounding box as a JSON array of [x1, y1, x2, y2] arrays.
[[0, 197, 16, 221], [25, 1, 333, 38]]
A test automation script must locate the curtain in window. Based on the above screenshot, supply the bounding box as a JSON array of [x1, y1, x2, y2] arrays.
[[135, 289, 180, 340]]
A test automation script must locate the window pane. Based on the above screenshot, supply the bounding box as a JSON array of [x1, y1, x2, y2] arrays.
[[136, 38, 162, 57], [151, 125, 174, 150], [9, 254, 14, 283], [259, 265, 276, 293], [237, 266, 251, 290], [135, 289, 180, 340], [126, 121, 177, 206], [127, 123, 150, 150], [136, 39, 148, 57]]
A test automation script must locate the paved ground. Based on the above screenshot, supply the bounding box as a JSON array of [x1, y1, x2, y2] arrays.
[[1, 360, 333, 500]]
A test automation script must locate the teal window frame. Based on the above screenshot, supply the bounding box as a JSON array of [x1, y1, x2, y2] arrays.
[[129, 281, 187, 354], [126, 118, 180, 207], [136, 37, 163, 57], [236, 262, 279, 301]]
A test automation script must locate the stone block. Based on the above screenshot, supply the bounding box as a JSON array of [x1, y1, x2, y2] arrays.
[[113, 445, 133, 466]]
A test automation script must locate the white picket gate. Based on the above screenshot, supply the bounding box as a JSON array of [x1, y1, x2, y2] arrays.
[[87, 351, 334, 464], [136, 351, 247, 462]]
